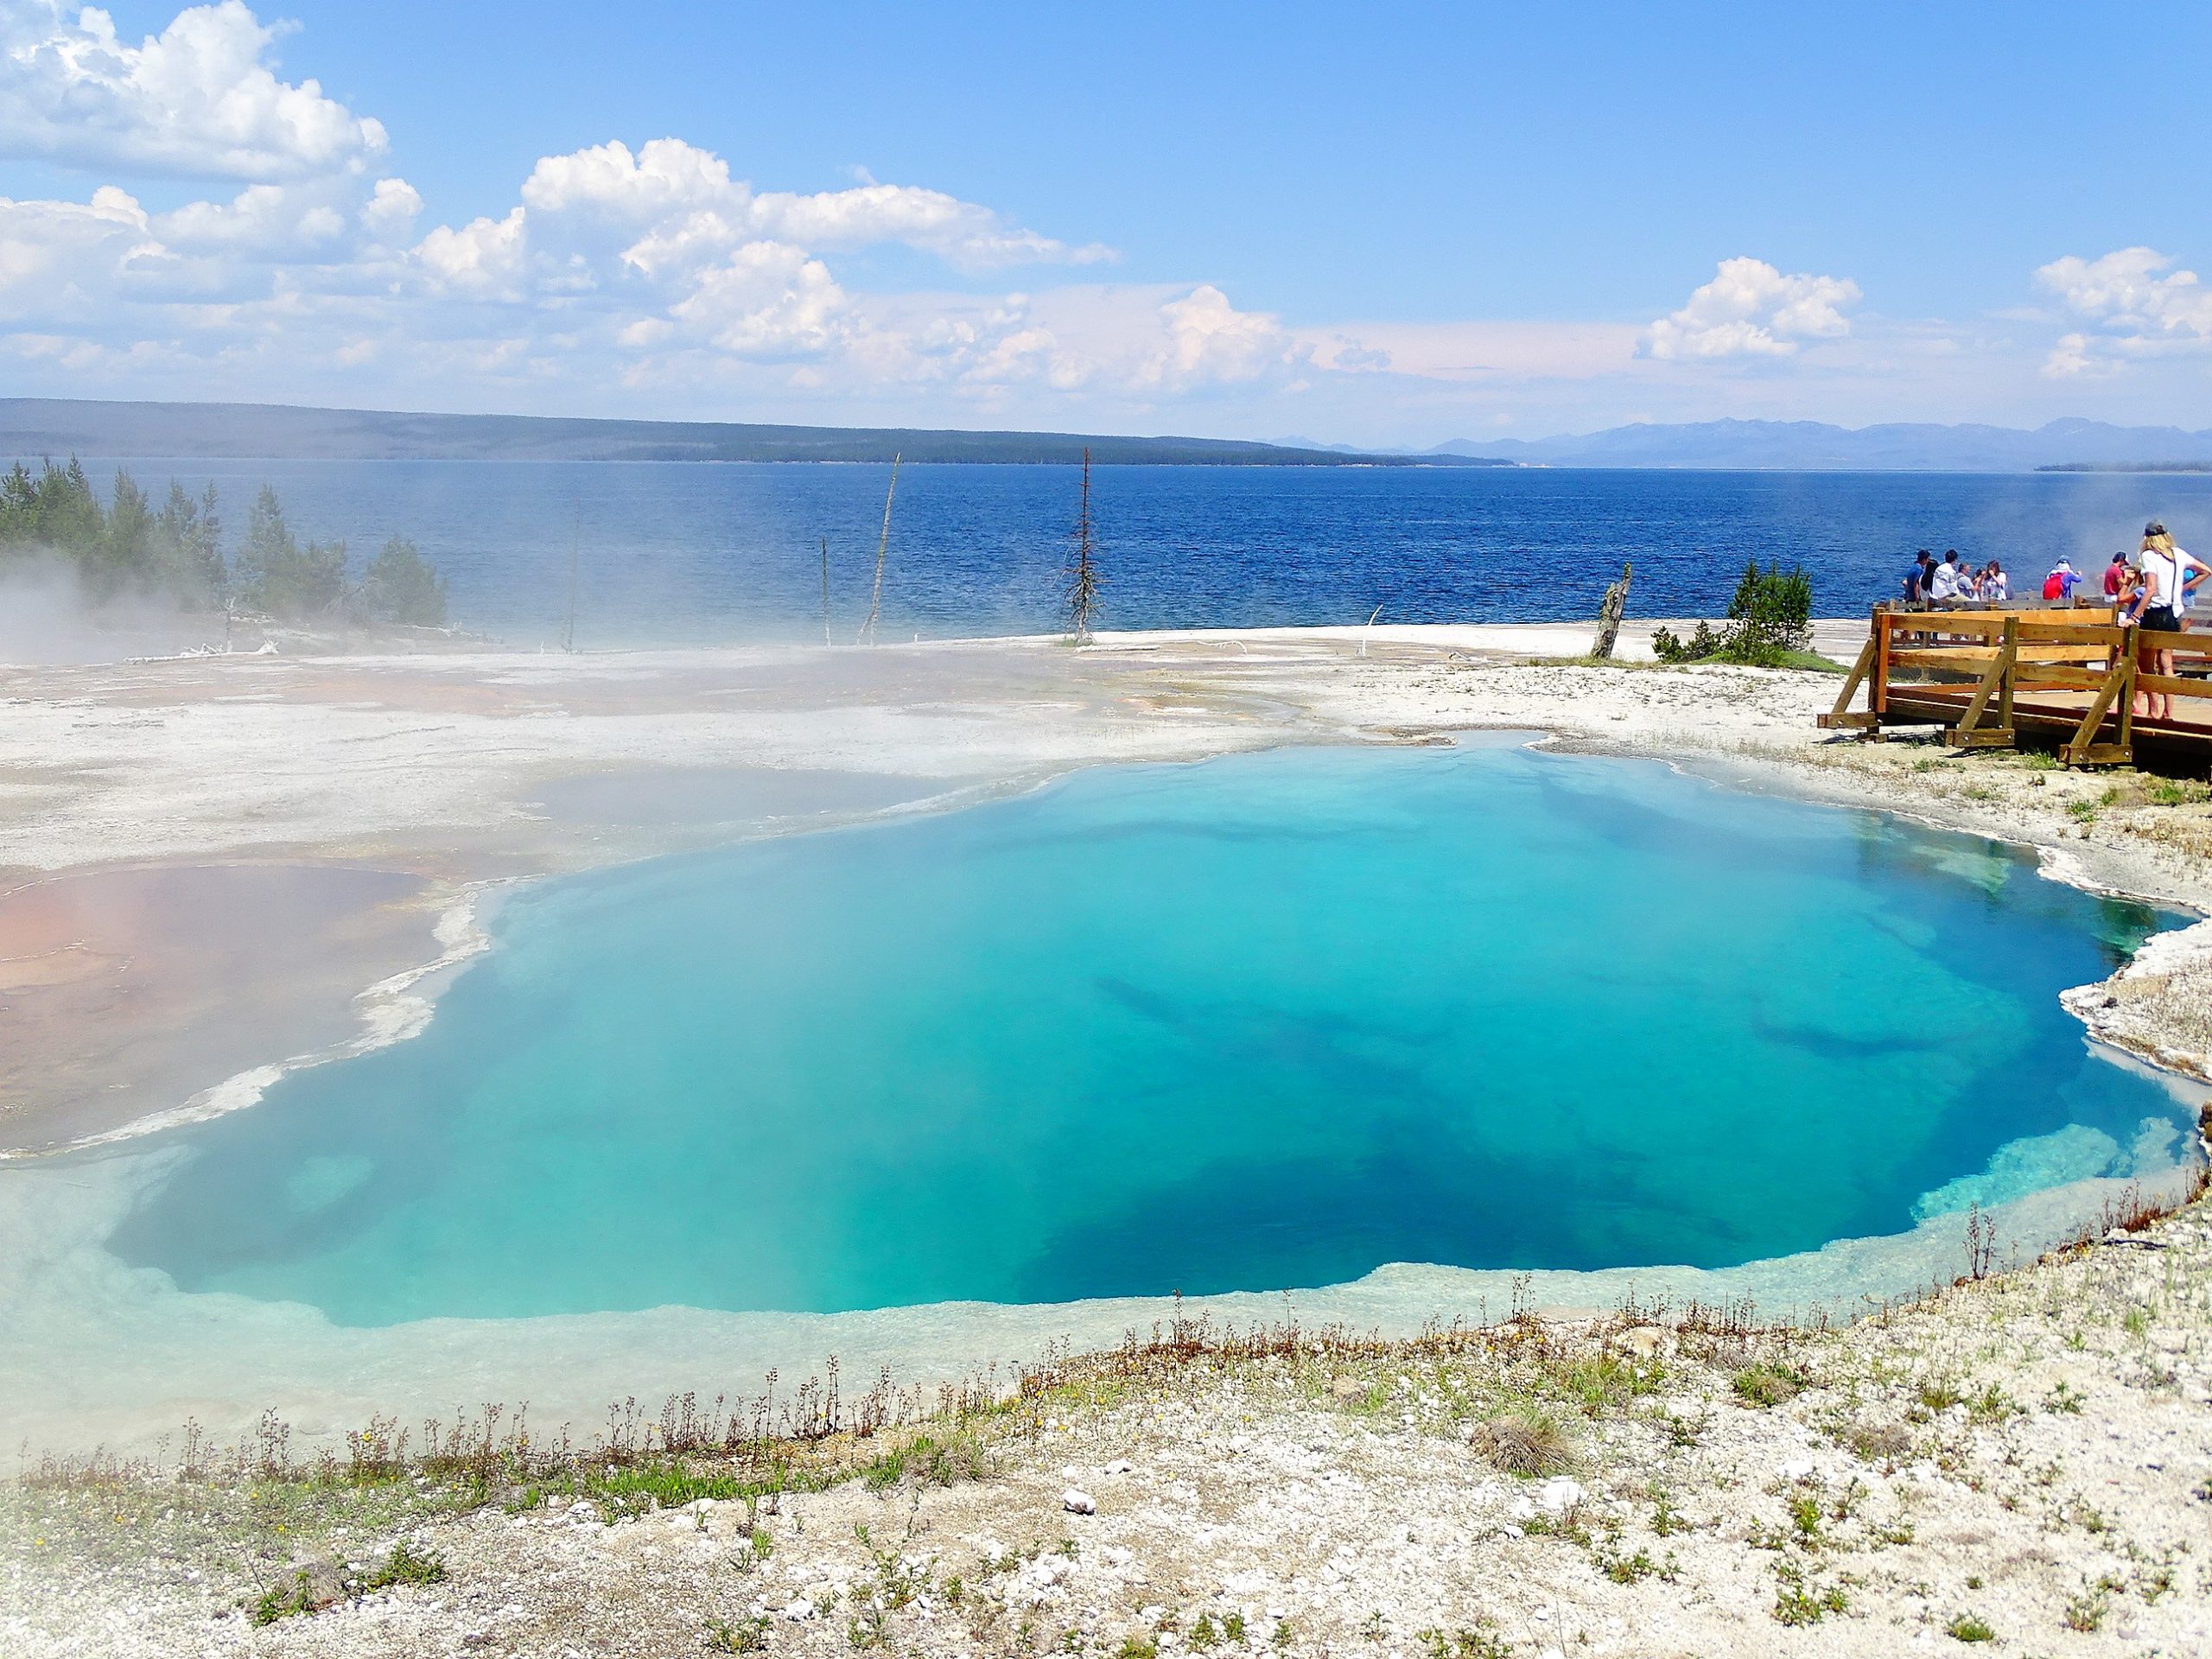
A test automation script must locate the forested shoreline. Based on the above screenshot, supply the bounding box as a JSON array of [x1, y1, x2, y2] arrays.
[[0, 458, 448, 626]]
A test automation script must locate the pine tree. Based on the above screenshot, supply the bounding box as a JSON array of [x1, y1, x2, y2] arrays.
[[360, 535, 448, 626], [101, 468, 156, 595], [156, 480, 226, 606], [236, 486, 345, 619]]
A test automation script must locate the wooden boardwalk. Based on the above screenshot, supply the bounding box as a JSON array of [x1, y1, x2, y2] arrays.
[[1820, 604, 2212, 767]]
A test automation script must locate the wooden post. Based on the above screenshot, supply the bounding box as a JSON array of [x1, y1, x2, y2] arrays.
[[2066, 642, 2134, 766], [1998, 614, 2015, 735], [2119, 645, 2137, 753], [1820, 624, 1880, 731], [1589, 563, 1631, 659], [1948, 626, 2016, 748], [1873, 609, 1891, 721]]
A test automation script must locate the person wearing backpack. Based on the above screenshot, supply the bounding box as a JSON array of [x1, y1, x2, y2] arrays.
[[2042, 559, 2078, 602], [1901, 549, 1933, 604]]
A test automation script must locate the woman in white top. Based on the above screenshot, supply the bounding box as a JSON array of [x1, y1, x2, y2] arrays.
[[2143, 521, 2207, 622], [2135, 526, 2185, 721]]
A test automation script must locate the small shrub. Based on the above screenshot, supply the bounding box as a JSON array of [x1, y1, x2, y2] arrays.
[[248, 1542, 444, 1627], [861, 1432, 988, 1491], [1916, 1375, 1965, 1413], [1944, 1613, 1995, 1643], [364, 1540, 446, 1591], [249, 1574, 324, 1629], [1966, 1382, 2018, 1425], [1788, 1492, 1824, 1547], [1416, 1628, 1510, 1659], [1652, 620, 1725, 663], [1732, 1363, 1807, 1408], [707, 1614, 772, 1653], [1551, 1353, 1655, 1414], [1601, 1547, 1657, 1584], [2064, 1575, 2119, 1631], [1471, 1408, 1573, 1476], [1844, 1421, 1913, 1464], [1770, 1560, 1848, 1626], [2146, 777, 2210, 805]]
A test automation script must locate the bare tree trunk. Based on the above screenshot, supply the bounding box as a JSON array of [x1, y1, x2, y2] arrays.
[[861, 453, 900, 645], [1065, 448, 1101, 643], [1591, 562, 1632, 659]]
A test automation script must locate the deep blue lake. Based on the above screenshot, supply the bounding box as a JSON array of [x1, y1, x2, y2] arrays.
[[69, 458, 2212, 645]]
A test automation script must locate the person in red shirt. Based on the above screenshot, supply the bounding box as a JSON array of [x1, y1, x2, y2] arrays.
[[2103, 551, 2129, 598]]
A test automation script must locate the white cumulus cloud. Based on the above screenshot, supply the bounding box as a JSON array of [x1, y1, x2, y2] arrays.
[[1642, 257, 1860, 359], [0, 0, 387, 179], [510, 137, 1105, 276], [2035, 247, 2212, 375], [1140, 284, 1297, 388], [2036, 246, 2212, 336], [665, 240, 848, 358]]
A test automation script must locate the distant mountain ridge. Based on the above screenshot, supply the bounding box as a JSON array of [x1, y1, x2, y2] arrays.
[[10, 399, 2208, 472], [1417, 417, 2212, 472], [0, 399, 1417, 467]]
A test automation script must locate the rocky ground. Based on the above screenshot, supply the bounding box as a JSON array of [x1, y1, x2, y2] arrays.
[[4, 1171, 2208, 1658]]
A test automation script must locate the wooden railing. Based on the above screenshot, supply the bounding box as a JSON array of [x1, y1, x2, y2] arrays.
[[1820, 604, 2212, 766]]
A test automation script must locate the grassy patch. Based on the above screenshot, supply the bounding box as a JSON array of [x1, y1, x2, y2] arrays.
[[2064, 1574, 2120, 1632], [1732, 1362, 1808, 1408], [861, 1432, 989, 1492], [1416, 1628, 1512, 1659], [1915, 1374, 1966, 1413], [248, 1541, 446, 1627], [706, 1614, 772, 1652], [1770, 1559, 1849, 1625]]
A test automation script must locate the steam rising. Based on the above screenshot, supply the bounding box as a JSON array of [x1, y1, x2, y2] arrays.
[[0, 555, 237, 666]]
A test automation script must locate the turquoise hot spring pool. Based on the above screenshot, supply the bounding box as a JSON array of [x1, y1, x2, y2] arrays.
[[104, 741, 2199, 1326]]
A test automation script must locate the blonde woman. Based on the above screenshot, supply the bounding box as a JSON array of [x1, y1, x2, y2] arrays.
[[2135, 525, 2185, 721], [2143, 521, 2208, 622]]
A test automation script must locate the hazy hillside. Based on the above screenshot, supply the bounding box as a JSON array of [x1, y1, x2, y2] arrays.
[[1430, 416, 2212, 471], [15, 400, 2209, 473], [0, 400, 1412, 467]]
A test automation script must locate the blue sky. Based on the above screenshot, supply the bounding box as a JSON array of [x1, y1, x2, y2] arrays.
[[6, 2, 2211, 443]]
